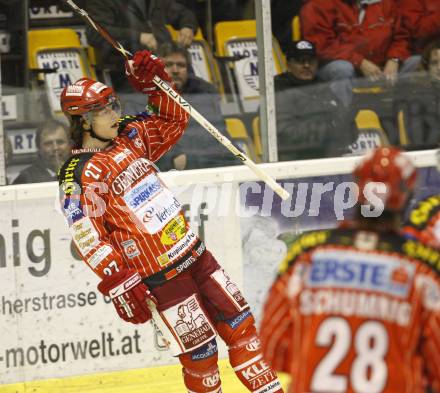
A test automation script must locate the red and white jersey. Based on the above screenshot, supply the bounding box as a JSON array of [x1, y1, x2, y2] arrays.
[[404, 194, 440, 249], [260, 228, 440, 393], [58, 91, 205, 281]]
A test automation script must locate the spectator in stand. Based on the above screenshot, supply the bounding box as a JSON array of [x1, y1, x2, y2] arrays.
[[300, 0, 412, 107], [271, 0, 304, 52], [13, 120, 71, 185], [392, 39, 440, 149], [274, 40, 355, 160], [400, 0, 440, 68], [177, 0, 248, 38], [156, 42, 237, 170], [85, 0, 198, 99]]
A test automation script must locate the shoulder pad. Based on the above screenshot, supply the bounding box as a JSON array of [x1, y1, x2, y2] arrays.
[[118, 112, 152, 133], [58, 153, 94, 195], [401, 239, 440, 275], [278, 230, 331, 274], [117, 115, 138, 133]]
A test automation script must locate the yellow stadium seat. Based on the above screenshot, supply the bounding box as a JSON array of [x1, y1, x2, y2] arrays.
[[214, 20, 286, 113], [292, 16, 301, 41], [252, 116, 263, 162], [351, 109, 389, 154], [214, 20, 285, 72], [28, 28, 96, 115], [166, 25, 204, 41], [397, 110, 410, 146], [225, 117, 257, 162]]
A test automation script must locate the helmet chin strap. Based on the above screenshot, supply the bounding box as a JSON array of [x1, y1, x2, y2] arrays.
[[84, 128, 114, 143]]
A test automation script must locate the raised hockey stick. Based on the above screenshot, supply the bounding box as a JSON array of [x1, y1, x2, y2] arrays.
[[62, 0, 290, 201]]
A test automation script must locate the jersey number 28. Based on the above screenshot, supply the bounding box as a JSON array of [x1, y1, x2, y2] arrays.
[[311, 317, 389, 393]]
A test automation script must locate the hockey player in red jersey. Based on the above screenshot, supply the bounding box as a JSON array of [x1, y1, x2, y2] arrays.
[[58, 50, 283, 393], [260, 147, 440, 393], [403, 150, 440, 249]]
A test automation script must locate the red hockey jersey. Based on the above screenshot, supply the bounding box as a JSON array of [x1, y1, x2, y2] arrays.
[[58, 91, 206, 282], [260, 228, 440, 393]]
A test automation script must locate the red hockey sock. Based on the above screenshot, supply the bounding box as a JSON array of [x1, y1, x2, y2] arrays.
[[217, 319, 284, 392], [179, 340, 222, 393]]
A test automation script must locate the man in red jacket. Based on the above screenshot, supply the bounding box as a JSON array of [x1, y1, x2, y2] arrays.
[[301, 0, 413, 106], [400, 0, 440, 55], [58, 50, 283, 393]]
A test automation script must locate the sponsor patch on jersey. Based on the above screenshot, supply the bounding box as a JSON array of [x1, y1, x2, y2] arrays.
[[162, 293, 217, 353], [63, 197, 84, 224], [127, 128, 138, 139], [112, 148, 132, 164], [112, 158, 152, 194], [88, 245, 113, 269], [156, 231, 197, 266], [160, 215, 187, 245], [121, 239, 140, 259], [123, 174, 162, 209], [60, 157, 81, 196], [136, 189, 181, 234], [408, 195, 440, 228], [211, 269, 248, 310], [308, 250, 415, 298], [226, 309, 251, 329], [191, 340, 218, 361], [70, 217, 99, 256]]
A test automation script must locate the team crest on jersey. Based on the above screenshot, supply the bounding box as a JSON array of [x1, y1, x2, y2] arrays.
[[121, 239, 140, 259], [63, 197, 84, 225], [354, 231, 378, 250], [134, 138, 144, 148]]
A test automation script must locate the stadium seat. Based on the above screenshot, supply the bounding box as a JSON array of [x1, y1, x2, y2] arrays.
[[252, 116, 263, 162], [214, 20, 286, 113], [350, 109, 390, 154], [292, 16, 301, 41], [165, 25, 224, 95], [225, 117, 257, 162], [28, 28, 96, 115], [397, 110, 410, 146]]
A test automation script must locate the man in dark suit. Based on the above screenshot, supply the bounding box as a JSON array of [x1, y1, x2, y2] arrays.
[[13, 119, 72, 185]]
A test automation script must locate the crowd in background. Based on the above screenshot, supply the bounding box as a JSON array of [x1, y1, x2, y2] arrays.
[[0, 0, 439, 184]]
